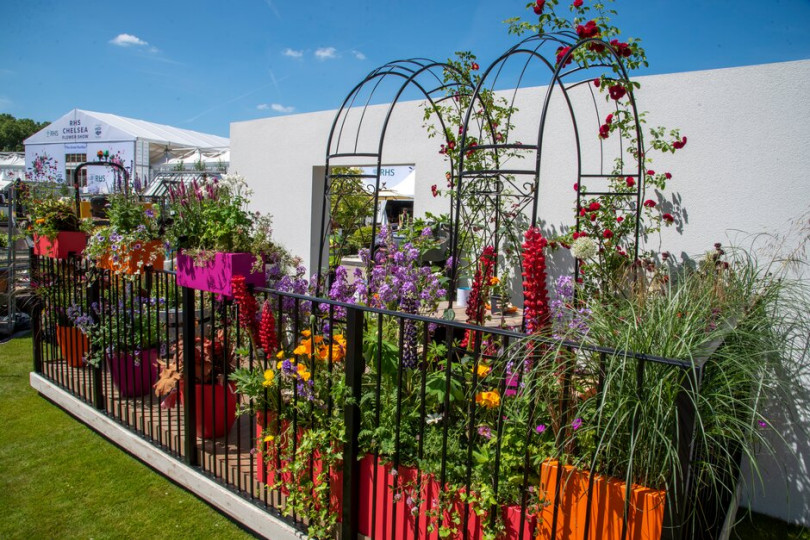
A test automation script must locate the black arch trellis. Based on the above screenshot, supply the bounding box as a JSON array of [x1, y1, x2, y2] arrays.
[[315, 58, 490, 296], [451, 31, 646, 311], [72, 159, 131, 219]]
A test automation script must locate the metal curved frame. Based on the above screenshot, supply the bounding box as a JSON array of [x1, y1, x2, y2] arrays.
[[316, 58, 484, 296], [452, 32, 646, 306], [72, 160, 131, 219]]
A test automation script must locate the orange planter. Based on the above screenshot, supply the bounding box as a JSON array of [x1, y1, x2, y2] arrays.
[[97, 240, 164, 275], [537, 461, 665, 540], [56, 325, 90, 367]]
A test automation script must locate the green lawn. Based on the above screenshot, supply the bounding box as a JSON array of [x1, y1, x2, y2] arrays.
[[2, 335, 808, 539], [0, 336, 254, 539]]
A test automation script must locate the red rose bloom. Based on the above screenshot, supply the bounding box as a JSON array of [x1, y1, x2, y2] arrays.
[[616, 216, 625, 223], [599, 123, 610, 139], [431, 184, 438, 197], [576, 20, 600, 39], [471, 62, 479, 71], [626, 176, 635, 187], [556, 46, 573, 67], [663, 213, 675, 223], [665, 172, 672, 179], [533, 0, 545, 14], [672, 136, 687, 149], [573, 182, 579, 191], [588, 201, 601, 211], [610, 39, 632, 58], [608, 84, 626, 101], [603, 229, 614, 239], [647, 170, 655, 176], [447, 140, 456, 150], [573, 0, 583, 6], [605, 114, 613, 124], [643, 199, 656, 208], [593, 78, 601, 87]]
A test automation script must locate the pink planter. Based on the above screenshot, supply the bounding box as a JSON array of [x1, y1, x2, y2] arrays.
[[176, 251, 265, 297], [33, 232, 87, 259], [107, 348, 159, 398], [180, 382, 238, 439]]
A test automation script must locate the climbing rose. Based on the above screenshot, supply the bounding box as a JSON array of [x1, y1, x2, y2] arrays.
[[587, 201, 601, 211], [593, 78, 600, 87], [576, 20, 600, 39], [647, 170, 655, 176], [608, 84, 626, 101], [573, 0, 583, 6], [643, 199, 656, 208], [672, 136, 688, 149], [471, 62, 479, 71], [431, 184, 438, 197], [665, 172, 672, 179], [556, 46, 573, 67], [603, 229, 614, 239], [626, 176, 635, 187], [663, 213, 675, 223], [533, 0, 545, 14]]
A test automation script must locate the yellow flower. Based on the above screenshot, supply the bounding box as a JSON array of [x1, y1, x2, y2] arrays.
[[296, 363, 311, 382], [301, 329, 311, 338], [276, 350, 285, 359], [294, 336, 325, 357], [333, 334, 347, 348], [489, 276, 500, 286], [475, 390, 501, 409], [262, 369, 275, 387], [264, 434, 275, 443], [474, 364, 492, 378]]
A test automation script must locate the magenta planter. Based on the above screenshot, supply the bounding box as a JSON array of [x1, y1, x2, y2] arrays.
[[107, 348, 159, 398], [175, 251, 265, 297]]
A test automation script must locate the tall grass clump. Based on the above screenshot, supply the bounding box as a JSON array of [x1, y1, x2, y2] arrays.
[[507, 216, 809, 531]]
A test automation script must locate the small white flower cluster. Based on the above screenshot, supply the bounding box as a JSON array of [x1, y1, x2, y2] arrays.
[[571, 236, 597, 260]]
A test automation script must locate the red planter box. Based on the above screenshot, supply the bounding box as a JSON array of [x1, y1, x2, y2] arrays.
[[107, 348, 159, 398], [536, 461, 665, 540], [176, 251, 265, 297], [56, 325, 89, 367], [180, 382, 238, 439], [33, 232, 87, 259]]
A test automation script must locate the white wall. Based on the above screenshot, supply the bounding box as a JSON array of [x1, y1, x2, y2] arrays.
[[231, 59, 810, 524]]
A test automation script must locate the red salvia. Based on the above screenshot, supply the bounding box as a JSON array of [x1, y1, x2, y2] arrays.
[[258, 301, 278, 355], [522, 227, 551, 334]]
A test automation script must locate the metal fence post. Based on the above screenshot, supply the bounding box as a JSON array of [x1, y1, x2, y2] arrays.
[[88, 270, 104, 410], [29, 248, 43, 373], [182, 285, 198, 466], [341, 305, 365, 540]]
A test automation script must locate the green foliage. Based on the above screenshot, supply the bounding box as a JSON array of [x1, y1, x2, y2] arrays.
[[0, 113, 48, 151], [328, 167, 374, 266]]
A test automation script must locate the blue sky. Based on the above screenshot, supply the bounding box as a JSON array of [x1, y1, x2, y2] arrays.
[[3, 0, 809, 138]]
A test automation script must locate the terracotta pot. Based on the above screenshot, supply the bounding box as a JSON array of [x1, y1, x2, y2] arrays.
[[33, 232, 87, 260], [176, 251, 265, 297], [107, 348, 159, 397], [55, 325, 89, 367], [97, 240, 164, 275], [536, 460, 665, 540]]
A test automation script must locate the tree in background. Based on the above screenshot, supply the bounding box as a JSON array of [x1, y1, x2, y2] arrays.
[[0, 114, 49, 151]]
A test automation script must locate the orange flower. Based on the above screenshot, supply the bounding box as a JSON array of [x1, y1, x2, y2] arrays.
[[475, 390, 501, 409], [474, 364, 491, 378], [489, 276, 499, 286], [296, 363, 311, 382], [35, 218, 46, 224]]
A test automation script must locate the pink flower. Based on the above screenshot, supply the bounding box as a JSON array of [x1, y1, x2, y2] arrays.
[[572, 418, 583, 430], [536, 424, 547, 434]]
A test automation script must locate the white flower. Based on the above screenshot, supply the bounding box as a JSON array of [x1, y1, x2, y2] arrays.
[[571, 236, 597, 260]]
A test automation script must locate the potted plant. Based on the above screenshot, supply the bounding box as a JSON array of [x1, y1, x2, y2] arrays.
[[153, 326, 239, 439], [83, 193, 164, 275], [25, 195, 86, 260], [166, 174, 281, 297]]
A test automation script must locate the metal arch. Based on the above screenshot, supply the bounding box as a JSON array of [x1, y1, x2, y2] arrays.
[[315, 58, 477, 297], [71, 160, 131, 219], [450, 32, 647, 311]]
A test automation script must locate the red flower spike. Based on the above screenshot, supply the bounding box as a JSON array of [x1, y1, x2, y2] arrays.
[[258, 301, 278, 355], [465, 246, 497, 331], [232, 275, 259, 346], [521, 227, 550, 334]]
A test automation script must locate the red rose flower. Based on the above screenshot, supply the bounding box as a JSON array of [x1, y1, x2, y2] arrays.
[[471, 62, 479, 71], [616, 216, 624, 223], [647, 169, 655, 176], [573, 0, 583, 6], [643, 199, 656, 208], [589, 213, 597, 221], [610, 39, 632, 58], [431, 184, 438, 197], [576, 20, 600, 39], [603, 229, 614, 239], [556, 46, 573, 67], [447, 140, 456, 150], [625, 176, 635, 187], [672, 136, 687, 149], [593, 78, 601, 87], [608, 83, 626, 101], [663, 213, 674, 223], [665, 172, 672, 179], [605, 114, 613, 124], [533, 0, 545, 14], [573, 182, 579, 191], [588, 201, 601, 211], [599, 123, 610, 139], [579, 208, 586, 217]]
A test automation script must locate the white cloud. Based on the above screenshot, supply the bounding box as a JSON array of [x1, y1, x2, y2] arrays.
[[352, 50, 366, 60], [256, 104, 269, 110], [109, 33, 149, 47], [314, 47, 337, 60], [282, 48, 303, 58], [270, 103, 294, 113]]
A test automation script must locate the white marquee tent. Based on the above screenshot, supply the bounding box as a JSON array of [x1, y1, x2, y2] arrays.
[[24, 109, 228, 193]]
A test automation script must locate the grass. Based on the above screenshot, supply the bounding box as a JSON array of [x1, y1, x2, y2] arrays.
[[0, 336, 254, 540], [1, 335, 807, 539]]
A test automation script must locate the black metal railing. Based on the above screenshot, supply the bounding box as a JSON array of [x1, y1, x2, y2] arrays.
[[29, 251, 733, 540]]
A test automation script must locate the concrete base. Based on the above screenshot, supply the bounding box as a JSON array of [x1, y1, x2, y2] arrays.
[[30, 372, 305, 540]]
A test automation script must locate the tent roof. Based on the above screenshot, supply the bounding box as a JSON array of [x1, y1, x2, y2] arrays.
[[24, 109, 229, 148]]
